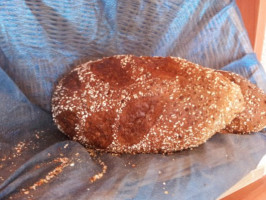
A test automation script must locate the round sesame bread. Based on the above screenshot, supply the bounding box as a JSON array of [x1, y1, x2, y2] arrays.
[[218, 70, 266, 134], [52, 55, 244, 153]]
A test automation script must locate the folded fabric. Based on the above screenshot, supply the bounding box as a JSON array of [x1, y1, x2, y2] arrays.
[[0, 0, 265, 199]]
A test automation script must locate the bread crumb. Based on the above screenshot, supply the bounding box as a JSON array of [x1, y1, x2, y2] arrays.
[[19, 157, 70, 195], [88, 149, 108, 183]]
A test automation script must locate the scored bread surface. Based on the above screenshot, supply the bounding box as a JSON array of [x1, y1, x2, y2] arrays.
[[52, 55, 244, 153]]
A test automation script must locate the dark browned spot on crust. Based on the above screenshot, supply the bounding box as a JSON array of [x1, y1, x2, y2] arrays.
[[56, 111, 78, 138], [90, 57, 133, 87], [179, 95, 184, 100], [118, 97, 164, 146], [144, 57, 190, 79], [62, 71, 81, 91], [84, 112, 115, 148]]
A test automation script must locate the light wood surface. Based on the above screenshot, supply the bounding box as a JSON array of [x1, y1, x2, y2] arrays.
[[236, 0, 266, 61], [220, 175, 266, 200], [218, 155, 266, 199]]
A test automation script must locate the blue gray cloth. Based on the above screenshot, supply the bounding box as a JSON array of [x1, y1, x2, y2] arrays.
[[0, 0, 265, 199]]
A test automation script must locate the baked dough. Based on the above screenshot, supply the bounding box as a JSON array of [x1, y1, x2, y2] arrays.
[[218, 70, 266, 133], [52, 55, 244, 153]]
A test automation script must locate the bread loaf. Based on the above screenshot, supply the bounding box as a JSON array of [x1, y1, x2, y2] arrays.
[[52, 55, 245, 153], [218, 70, 266, 133]]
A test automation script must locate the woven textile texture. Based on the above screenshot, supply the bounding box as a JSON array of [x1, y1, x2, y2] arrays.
[[0, 0, 265, 199]]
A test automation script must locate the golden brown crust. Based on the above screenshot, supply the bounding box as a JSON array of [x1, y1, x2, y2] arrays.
[[52, 55, 245, 153], [218, 70, 266, 133]]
